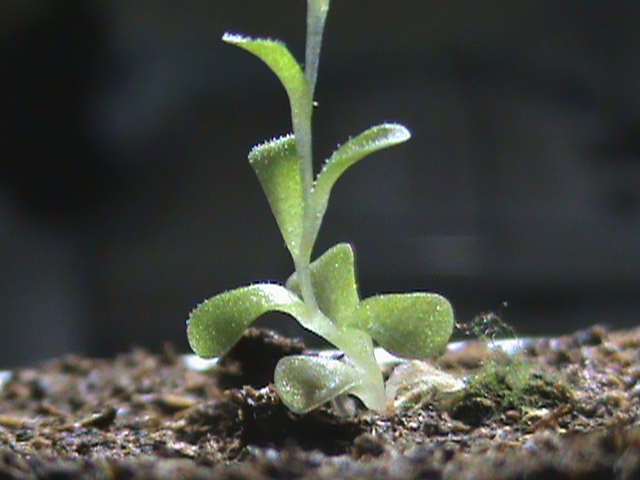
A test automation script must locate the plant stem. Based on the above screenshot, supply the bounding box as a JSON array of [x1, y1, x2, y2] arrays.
[[293, 0, 330, 310], [305, 0, 330, 97], [294, 259, 319, 311]]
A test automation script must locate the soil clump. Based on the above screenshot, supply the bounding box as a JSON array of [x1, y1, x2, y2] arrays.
[[1, 325, 640, 479]]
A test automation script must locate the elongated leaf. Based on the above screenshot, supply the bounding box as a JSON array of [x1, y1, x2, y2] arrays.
[[222, 33, 312, 146], [249, 135, 304, 257], [350, 292, 454, 360], [311, 123, 411, 235], [286, 243, 359, 324], [187, 284, 307, 358]]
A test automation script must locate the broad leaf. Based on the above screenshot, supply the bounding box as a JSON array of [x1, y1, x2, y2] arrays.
[[248, 135, 304, 257], [187, 284, 307, 358], [286, 243, 359, 323], [222, 34, 312, 151], [275, 355, 360, 414], [350, 292, 454, 360], [311, 123, 411, 237], [275, 354, 385, 414], [186, 281, 371, 369], [187, 282, 386, 412]]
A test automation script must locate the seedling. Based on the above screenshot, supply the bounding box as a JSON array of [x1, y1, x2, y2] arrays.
[[187, 0, 454, 414]]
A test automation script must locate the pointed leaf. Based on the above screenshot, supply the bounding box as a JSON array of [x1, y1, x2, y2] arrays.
[[223, 33, 312, 145], [351, 293, 454, 360], [249, 135, 304, 257], [286, 243, 359, 323], [275, 354, 385, 413], [311, 123, 411, 233], [187, 283, 307, 358]]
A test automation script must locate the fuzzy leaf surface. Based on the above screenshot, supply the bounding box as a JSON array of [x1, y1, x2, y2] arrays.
[[350, 293, 454, 360], [286, 243, 359, 324], [187, 284, 307, 358], [249, 135, 304, 257], [275, 355, 360, 414]]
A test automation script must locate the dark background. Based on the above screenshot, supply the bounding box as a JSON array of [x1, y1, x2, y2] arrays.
[[1, 1, 639, 367]]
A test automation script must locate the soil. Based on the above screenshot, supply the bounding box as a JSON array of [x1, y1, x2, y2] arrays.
[[1, 325, 640, 479]]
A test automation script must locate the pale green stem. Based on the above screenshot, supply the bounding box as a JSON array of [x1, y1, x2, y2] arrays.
[[306, 308, 385, 410], [292, 0, 331, 310], [305, 0, 330, 97], [293, 258, 319, 311]]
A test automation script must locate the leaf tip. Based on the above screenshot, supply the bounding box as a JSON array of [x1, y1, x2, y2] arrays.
[[222, 32, 286, 49], [382, 122, 412, 143], [248, 133, 296, 165], [222, 32, 248, 44]]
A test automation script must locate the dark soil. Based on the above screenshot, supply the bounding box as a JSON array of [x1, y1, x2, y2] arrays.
[[1, 325, 640, 479]]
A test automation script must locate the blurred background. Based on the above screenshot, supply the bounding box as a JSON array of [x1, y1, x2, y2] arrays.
[[1, 1, 639, 367]]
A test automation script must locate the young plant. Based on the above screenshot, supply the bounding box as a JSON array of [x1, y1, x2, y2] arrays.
[[187, 0, 454, 414]]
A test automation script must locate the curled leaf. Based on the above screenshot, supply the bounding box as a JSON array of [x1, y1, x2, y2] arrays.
[[186, 284, 306, 358], [249, 135, 304, 257]]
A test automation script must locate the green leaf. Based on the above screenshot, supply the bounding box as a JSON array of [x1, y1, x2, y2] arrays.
[[275, 354, 385, 414], [222, 33, 312, 152], [186, 280, 371, 368], [350, 293, 454, 360], [311, 123, 411, 237], [286, 243, 359, 323], [187, 281, 386, 412], [186, 284, 307, 358], [248, 135, 304, 257], [275, 355, 359, 414]]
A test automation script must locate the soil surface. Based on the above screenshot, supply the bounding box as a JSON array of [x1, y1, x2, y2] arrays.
[[1, 325, 640, 479]]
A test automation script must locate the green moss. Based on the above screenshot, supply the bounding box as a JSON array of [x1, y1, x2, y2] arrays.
[[451, 350, 573, 428], [451, 308, 573, 427]]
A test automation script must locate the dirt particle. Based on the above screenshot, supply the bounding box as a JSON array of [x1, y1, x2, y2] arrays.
[[232, 385, 366, 455], [1, 325, 640, 478], [451, 396, 496, 427], [218, 328, 305, 390], [77, 406, 117, 430], [352, 433, 385, 458]]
